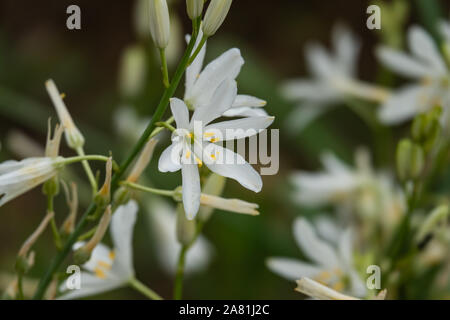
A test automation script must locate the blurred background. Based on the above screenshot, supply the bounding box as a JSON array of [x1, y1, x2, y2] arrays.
[[0, 0, 449, 299]]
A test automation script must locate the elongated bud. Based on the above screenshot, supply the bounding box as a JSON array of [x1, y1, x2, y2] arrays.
[[198, 173, 226, 222], [74, 206, 112, 264], [95, 157, 113, 207], [396, 139, 424, 181], [119, 45, 147, 97], [127, 139, 158, 183], [176, 204, 197, 245], [186, 0, 204, 20], [18, 211, 54, 259], [202, 0, 232, 37], [295, 277, 360, 300], [416, 205, 449, 245], [61, 182, 78, 236], [45, 119, 64, 158], [148, 0, 171, 49], [200, 194, 259, 216], [45, 79, 85, 149]]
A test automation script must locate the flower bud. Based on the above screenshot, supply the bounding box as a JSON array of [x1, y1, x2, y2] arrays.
[[148, 0, 171, 49], [126, 139, 158, 183], [396, 139, 424, 182], [198, 173, 225, 222], [45, 120, 64, 158], [45, 80, 85, 150], [95, 157, 113, 208], [176, 204, 197, 245], [416, 205, 449, 245], [186, 0, 204, 20], [202, 0, 232, 36], [61, 182, 78, 236]]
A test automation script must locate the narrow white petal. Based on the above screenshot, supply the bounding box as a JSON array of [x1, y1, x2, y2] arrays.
[[332, 23, 360, 77], [185, 31, 207, 98], [81, 243, 114, 273], [158, 143, 182, 173], [187, 48, 243, 108], [337, 228, 353, 269], [293, 218, 339, 268], [204, 116, 274, 141], [376, 46, 430, 79], [378, 85, 429, 124], [305, 44, 336, 79], [285, 104, 329, 133], [110, 200, 138, 279], [232, 95, 267, 108], [181, 163, 201, 220], [266, 257, 323, 281], [223, 107, 268, 117], [191, 79, 237, 126], [170, 98, 190, 129], [203, 143, 262, 192], [282, 79, 337, 102], [348, 270, 367, 298], [408, 25, 447, 76]]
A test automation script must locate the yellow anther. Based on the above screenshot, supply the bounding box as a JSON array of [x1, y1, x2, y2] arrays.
[[97, 260, 112, 269], [195, 157, 203, 167], [94, 268, 107, 279], [211, 154, 216, 160], [204, 132, 215, 138], [332, 281, 345, 292], [210, 138, 218, 143], [186, 150, 191, 159], [60, 93, 66, 99], [108, 251, 115, 260]]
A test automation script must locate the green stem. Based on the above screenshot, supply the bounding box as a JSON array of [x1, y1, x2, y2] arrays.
[[17, 274, 24, 300], [122, 181, 175, 197], [174, 245, 188, 300], [149, 116, 174, 139], [33, 19, 203, 300], [47, 195, 62, 250], [159, 48, 170, 88], [129, 277, 163, 300], [188, 35, 208, 65], [155, 121, 176, 133], [60, 155, 110, 166], [75, 147, 98, 195]]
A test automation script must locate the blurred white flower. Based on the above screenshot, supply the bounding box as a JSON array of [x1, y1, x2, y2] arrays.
[[290, 149, 405, 228], [266, 217, 366, 298], [0, 157, 64, 207], [144, 197, 213, 274], [158, 89, 273, 219], [185, 31, 268, 117], [59, 201, 138, 299], [282, 24, 389, 132], [376, 25, 450, 124]]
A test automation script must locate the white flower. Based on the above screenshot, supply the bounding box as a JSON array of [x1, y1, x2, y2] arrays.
[[266, 217, 366, 298], [185, 32, 268, 117], [0, 157, 64, 207], [144, 197, 213, 274], [158, 86, 274, 219], [59, 201, 138, 299], [290, 149, 405, 226], [148, 0, 171, 49], [202, 0, 233, 37], [282, 24, 389, 131], [376, 25, 450, 124]]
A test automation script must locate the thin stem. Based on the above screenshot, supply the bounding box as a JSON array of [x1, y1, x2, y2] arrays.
[[33, 19, 202, 300], [159, 48, 170, 88], [173, 245, 188, 300], [149, 116, 174, 139], [47, 195, 62, 250], [122, 181, 175, 197], [76, 147, 98, 195], [188, 35, 208, 65], [17, 274, 24, 300], [155, 121, 176, 133], [129, 277, 163, 300], [60, 155, 110, 166]]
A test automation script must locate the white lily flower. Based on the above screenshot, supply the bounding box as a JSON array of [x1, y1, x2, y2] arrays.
[[290, 149, 405, 227], [282, 24, 389, 131], [376, 25, 450, 124], [0, 157, 64, 207], [144, 197, 213, 274], [159, 85, 274, 219], [266, 217, 366, 298], [59, 201, 138, 299], [185, 31, 268, 117]]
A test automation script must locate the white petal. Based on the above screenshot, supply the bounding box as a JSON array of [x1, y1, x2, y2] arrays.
[[293, 218, 339, 268], [285, 104, 329, 133], [315, 217, 341, 243], [81, 243, 113, 273], [266, 257, 323, 281], [376, 46, 430, 79], [305, 43, 336, 79], [223, 107, 268, 117], [337, 228, 353, 269], [282, 79, 337, 102], [408, 25, 447, 76], [187, 48, 243, 108], [232, 95, 267, 108], [58, 272, 123, 300], [320, 152, 352, 176], [438, 20, 450, 43], [181, 163, 201, 220], [110, 200, 138, 278], [203, 143, 262, 192], [158, 143, 182, 172], [204, 116, 274, 141], [170, 98, 190, 129], [185, 31, 207, 98], [378, 85, 429, 124], [191, 79, 237, 126], [348, 270, 367, 298], [332, 23, 360, 77]]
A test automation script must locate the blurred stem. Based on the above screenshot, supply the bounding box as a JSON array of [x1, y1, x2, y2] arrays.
[[17, 274, 24, 300], [174, 245, 188, 300], [121, 181, 175, 197], [159, 48, 170, 88], [33, 19, 203, 300], [75, 147, 98, 196], [47, 194, 62, 250], [129, 277, 163, 300]]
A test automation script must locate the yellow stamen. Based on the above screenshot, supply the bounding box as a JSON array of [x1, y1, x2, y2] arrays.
[[210, 138, 218, 143], [195, 157, 203, 167], [186, 150, 191, 159], [60, 93, 66, 99], [94, 268, 106, 279], [211, 154, 216, 160], [97, 260, 112, 269], [204, 132, 215, 138], [109, 251, 115, 260]]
